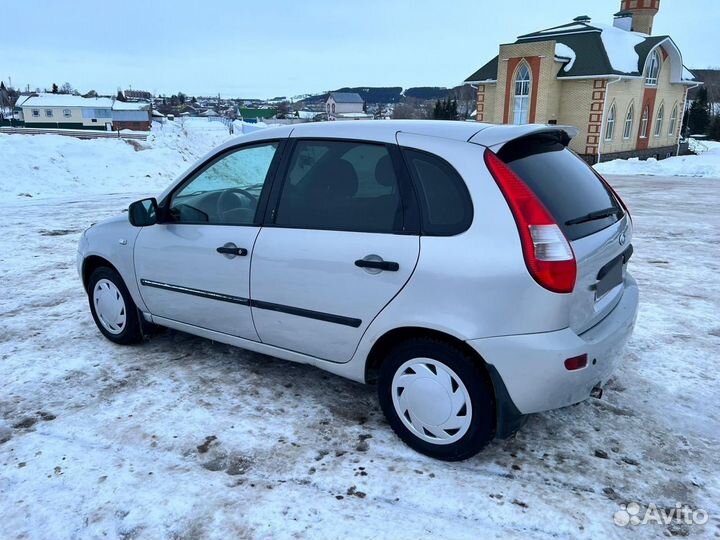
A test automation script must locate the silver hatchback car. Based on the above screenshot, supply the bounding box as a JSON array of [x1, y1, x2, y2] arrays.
[[78, 121, 639, 460]]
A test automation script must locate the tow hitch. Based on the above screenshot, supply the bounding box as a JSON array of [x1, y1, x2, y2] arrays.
[[590, 383, 603, 399]]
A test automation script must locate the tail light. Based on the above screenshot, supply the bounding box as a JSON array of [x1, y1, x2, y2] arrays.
[[484, 148, 577, 294]]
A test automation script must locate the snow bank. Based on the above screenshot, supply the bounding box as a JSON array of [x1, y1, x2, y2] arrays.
[[596, 23, 645, 73], [595, 142, 720, 178], [554, 43, 576, 72], [0, 119, 265, 201]]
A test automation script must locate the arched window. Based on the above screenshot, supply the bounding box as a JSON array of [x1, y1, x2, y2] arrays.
[[332, 103, 336, 113], [645, 50, 661, 85], [623, 104, 634, 139], [605, 103, 616, 141], [669, 103, 678, 136], [512, 64, 531, 125], [640, 105, 649, 138], [654, 103, 664, 136]]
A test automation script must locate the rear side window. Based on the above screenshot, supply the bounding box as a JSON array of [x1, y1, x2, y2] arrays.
[[402, 149, 472, 235], [274, 140, 404, 233], [498, 134, 623, 241]]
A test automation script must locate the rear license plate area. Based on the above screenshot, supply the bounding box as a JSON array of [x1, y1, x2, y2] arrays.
[[595, 255, 623, 300]]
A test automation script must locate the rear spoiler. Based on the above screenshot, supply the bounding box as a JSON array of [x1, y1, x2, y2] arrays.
[[468, 124, 579, 150]]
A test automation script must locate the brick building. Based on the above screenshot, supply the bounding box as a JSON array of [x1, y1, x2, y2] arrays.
[[464, 0, 699, 162]]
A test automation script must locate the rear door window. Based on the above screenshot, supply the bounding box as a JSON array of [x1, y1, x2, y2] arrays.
[[498, 134, 623, 240], [274, 140, 405, 233], [402, 148, 472, 235]]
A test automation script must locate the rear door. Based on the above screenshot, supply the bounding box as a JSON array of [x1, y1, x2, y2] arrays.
[[250, 138, 420, 362], [497, 133, 632, 334]]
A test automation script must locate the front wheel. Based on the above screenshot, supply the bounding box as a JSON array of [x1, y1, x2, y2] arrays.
[[378, 338, 495, 461], [87, 267, 143, 345]]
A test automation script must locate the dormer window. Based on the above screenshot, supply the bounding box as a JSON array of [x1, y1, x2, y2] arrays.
[[645, 50, 660, 86]]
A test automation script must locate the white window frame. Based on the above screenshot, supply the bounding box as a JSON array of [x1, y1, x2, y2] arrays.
[[669, 103, 678, 136], [640, 105, 649, 138], [512, 64, 531, 125], [63, 109, 71, 118], [654, 104, 664, 137], [31, 109, 40, 117], [645, 50, 660, 86], [45, 109, 53, 118], [604, 103, 616, 141], [623, 104, 634, 139]]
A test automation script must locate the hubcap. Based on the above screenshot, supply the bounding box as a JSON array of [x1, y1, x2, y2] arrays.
[[93, 279, 127, 335], [391, 358, 472, 445]]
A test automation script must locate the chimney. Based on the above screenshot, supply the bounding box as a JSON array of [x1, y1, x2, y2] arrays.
[[619, 0, 660, 35], [613, 11, 633, 31]]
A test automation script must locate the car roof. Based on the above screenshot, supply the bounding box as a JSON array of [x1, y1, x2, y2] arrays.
[[221, 120, 578, 150]]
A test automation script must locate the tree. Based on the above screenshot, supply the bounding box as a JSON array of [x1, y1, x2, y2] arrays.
[[688, 87, 710, 135], [191, 96, 197, 104], [177, 92, 186, 105], [83, 90, 98, 98], [51, 83, 59, 94], [708, 115, 720, 141], [60, 82, 73, 94], [276, 100, 291, 118]]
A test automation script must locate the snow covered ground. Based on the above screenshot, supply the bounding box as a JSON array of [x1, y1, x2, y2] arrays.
[[595, 140, 720, 178], [1, 126, 719, 539]]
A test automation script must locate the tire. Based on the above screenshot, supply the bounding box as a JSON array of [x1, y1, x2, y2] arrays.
[[87, 267, 143, 345], [378, 338, 495, 461]]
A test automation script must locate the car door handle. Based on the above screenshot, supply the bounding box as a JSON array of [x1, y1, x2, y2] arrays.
[[216, 244, 248, 257], [354, 259, 399, 272]]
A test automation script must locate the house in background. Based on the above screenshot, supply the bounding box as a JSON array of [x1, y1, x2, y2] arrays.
[[325, 92, 372, 121], [123, 89, 152, 101], [18, 94, 114, 130], [112, 101, 151, 131], [464, 0, 698, 162]]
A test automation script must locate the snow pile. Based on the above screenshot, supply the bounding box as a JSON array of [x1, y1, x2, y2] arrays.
[[554, 43, 576, 72], [596, 23, 645, 73], [0, 118, 267, 201], [595, 141, 720, 178]]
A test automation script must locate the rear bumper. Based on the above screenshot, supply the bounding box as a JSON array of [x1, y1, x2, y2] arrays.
[[467, 274, 639, 415]]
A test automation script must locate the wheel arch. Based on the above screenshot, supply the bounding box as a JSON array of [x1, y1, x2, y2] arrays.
[[365, 326, 489, 384], [82, 255, 120, 291]]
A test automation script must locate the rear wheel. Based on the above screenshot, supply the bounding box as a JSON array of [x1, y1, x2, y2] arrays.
[[87, 267, 143, 345], [378, 338, 495, 461]]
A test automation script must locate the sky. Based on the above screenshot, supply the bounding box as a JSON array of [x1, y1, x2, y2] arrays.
[[2, 0, 717, 99]]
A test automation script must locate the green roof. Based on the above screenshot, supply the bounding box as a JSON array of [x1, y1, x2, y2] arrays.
[[238, 108, 276, 119]]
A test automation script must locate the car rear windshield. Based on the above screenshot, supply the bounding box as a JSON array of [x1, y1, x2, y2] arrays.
[[497, 133, 623, 241]]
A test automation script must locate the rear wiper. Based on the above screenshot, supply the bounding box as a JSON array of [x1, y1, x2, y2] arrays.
[[565, 207, 621, 226]]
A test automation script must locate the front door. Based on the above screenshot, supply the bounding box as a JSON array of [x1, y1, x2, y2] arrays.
[[250, 139, 420, 362], [134, 141, 281, 339]]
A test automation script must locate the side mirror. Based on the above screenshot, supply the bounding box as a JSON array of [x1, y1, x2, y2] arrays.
[[128, 197, 159, 227]]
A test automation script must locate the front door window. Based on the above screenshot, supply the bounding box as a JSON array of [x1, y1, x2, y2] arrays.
[[170, 143, 278, 225]]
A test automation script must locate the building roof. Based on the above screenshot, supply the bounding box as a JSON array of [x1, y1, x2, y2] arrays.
[[328, 92, 364, 103], [465, 19, 697, 84], [465, 56, 499, 83], [18, 94, 113, 108], [112, 101, 150, 111]]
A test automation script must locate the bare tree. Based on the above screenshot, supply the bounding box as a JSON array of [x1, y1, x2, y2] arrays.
[[60, 82, 73, 94], [450, 84, 477, 120], [392, 99, 431, 119], [276, 101, 291, 119]]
